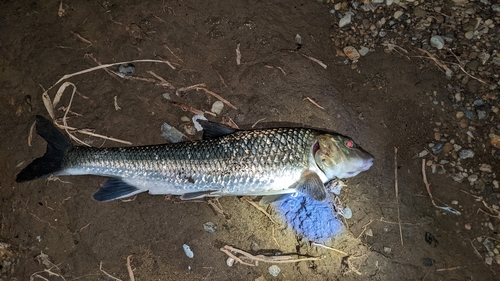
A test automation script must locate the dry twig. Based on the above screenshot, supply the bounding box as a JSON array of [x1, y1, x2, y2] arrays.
[[242, 197, 277, 225], [303, 97, 325, 110], [99, 261, 122, 281], [394, 147, 404, 248], [421, 159, 461, 215], [220, 245, 321, 266], [311, 242, 347, 255]]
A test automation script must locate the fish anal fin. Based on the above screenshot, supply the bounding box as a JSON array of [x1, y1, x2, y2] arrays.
[[294, 170, 326, 201], [93, 178, 142, 202], [259, 194, 290, 205], [180, 190, 219, 200], [198, 120, 237, 140]]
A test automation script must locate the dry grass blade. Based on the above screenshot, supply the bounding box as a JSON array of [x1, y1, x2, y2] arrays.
[[126, 255, 135, 281], [417, 48, 453, 78], [46, 58, 169, 95], [177, 83, 237, 110], [252, 118, 266, 128], [99, 261, 122, 281]]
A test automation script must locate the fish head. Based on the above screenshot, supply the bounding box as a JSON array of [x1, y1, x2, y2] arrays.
[[313, 134, 373, 179]]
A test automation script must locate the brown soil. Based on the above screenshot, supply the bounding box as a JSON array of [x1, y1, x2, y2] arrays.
[[0, 1, 497, 280]]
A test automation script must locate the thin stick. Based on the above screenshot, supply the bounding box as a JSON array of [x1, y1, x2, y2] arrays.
[[422, 159, 461, 215], [166, 100, 204, 115], [99, 261, 123, 281], [220, 248, 255, 266], [252, 118, 266, 128], [242, 197, 277, 225], [303, 97, 325, 110], [126, 255, 135, 281], [436, 266, 462, 272], [198, 87, 237, 110], [394, 147, 404, 248], [236, 43, 241, 65], [147, 70, 176, 90], [176, 84, 237, 110], [299, 53, 327, 69], [220, 245, 321, 266], [311, 242, 347, 255], [163, 44, 183, 62], [356, 219, 374, 239]]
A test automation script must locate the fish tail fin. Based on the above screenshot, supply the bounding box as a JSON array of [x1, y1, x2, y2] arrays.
[[16, 115, 72, 182]]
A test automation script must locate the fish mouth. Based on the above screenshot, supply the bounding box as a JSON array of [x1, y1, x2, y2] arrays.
[[361, 158, 374, 171]]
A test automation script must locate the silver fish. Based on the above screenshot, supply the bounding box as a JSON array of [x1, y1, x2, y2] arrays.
[[16, 115, 373, 202]]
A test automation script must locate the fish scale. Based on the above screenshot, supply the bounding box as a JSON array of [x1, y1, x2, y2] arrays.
[[62, 128, 315, 195]]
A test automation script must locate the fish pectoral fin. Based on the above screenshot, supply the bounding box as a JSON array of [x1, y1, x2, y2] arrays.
[[293, 170, 327, 201], [180, 190, 219, 200], [93, 178, 142, 202], [198, 120, 237, 140], [259, 194, 290, 205]]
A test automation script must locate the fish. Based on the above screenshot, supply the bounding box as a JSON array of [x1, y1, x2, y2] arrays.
[[16, 115, 374, 202]]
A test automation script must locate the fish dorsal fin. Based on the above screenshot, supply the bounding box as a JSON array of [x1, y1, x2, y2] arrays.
[[293, 170, 327, 201], [198, 120, 237, 140]]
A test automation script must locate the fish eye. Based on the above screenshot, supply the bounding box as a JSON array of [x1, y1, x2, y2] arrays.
[[345, 139, 355, 148]]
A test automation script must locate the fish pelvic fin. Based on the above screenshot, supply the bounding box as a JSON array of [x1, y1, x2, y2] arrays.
[[93, 178, 142, 202], [293, 170, 327, 201], [16, 115, 73, 182]]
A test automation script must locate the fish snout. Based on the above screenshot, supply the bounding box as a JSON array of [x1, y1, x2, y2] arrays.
[[361, 158, 373, 171]]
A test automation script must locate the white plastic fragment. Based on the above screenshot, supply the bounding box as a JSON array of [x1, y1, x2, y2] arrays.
[[183, 244, 194, 258], [192, 115, 208, 131], [268, 265, 281, 277]]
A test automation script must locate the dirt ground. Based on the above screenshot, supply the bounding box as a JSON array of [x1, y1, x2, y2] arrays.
[[1, 0, 499, 280]]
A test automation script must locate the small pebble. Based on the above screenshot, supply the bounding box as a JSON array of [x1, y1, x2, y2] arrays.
[[422, 258, 435, 267], [344, 46, 360, 60], [226, 257, 235, 267], [456, 111, 464, 119], [339, 13, 352, 28], [459, 149, 474, 159], [430, 35, 444, 49], [268, 265, 281, 277], [359, 46, 369, 56], [451, 200, 458, 205], [488, 222, 495, 230], [479, 164, 492, 173], [203, 222, 217, 234], [341, 207, 353, 219], [485, 256, 493, 265], [211, 101, 224, 115], [365, 229, 373, 237], [384, 247, 392, 253], [182, 244, 194, 258], [118, 63, 135, 76], [161, 123, 184, 143], [464, 224, 471, 230]]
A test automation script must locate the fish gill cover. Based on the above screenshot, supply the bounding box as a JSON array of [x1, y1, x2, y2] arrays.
[[274, 194, 344, 242]]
